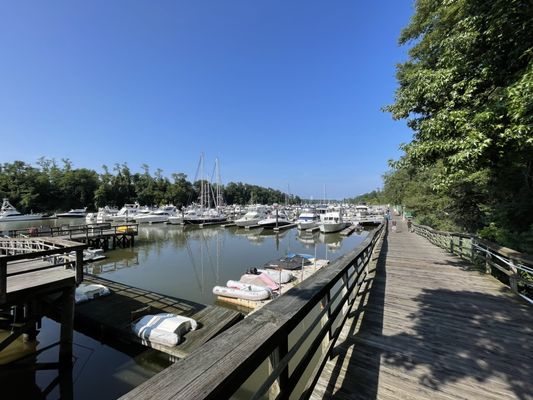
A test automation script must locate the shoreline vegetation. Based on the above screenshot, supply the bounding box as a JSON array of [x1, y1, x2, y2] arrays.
[[0, 159, 303, 214]]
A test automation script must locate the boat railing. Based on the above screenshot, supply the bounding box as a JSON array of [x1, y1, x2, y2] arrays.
[[122, 222, 386, 400], [412, 223, 533, 303]]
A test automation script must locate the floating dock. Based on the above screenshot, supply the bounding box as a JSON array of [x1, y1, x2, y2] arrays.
[[340, 224, 358, 236], [215, 258, 329, 313], [71, 275, 243, 360], [273, 223, 296, 232]]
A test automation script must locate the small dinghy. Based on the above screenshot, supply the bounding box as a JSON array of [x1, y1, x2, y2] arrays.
[[239, 272, 279, 290], [245, 267, 294, 285], [75, 283, 111, 304], [213, 280, 272, 301], [132, 313, 197, 347]]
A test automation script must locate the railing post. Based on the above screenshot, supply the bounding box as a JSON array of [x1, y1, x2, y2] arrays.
[[75, 249, 84, 285], [0, 258, 6, 304], [509, 259, 519, 294], [449, 234, 454, 253], [485, 245, 491, 274], [268, 338, 289, 399]]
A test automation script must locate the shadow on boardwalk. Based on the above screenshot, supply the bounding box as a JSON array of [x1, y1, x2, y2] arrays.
[[318, 231, 533, 400]]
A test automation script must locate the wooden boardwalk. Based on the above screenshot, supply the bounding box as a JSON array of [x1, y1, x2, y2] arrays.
[[312, 219, 533, 400], [73, 275, 243, 360]]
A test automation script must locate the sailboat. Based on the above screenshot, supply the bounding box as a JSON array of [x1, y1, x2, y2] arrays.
[[184, 155, 227, 225]]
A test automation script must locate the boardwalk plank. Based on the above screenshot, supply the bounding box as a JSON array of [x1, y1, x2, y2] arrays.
[[311, 218, 533, 400]]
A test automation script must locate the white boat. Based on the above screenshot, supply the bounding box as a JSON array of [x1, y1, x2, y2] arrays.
[[257, 210, 291, 229], [56, 207, 87, 218], [235, 207, 268, 227], [296, 209, 320, 230], [182, 207, 227, 225], [0, 198, 43, 221], [257, 268, 294, 284], [132, 313, 197, 347], [213, 280, 272, 301], [110, 203, 145, 222], [318, 210, 349, 233], [135, 205, 177, 224]]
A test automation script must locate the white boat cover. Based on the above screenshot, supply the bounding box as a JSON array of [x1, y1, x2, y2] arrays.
[[132, 313, 198, 347], [75, 283, 111, 304]]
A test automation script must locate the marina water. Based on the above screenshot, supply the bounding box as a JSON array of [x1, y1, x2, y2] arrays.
[[0, 219, 367, 399]]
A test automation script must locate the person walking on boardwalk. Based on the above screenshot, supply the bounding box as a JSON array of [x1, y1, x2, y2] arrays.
[[391, 220, 397, 232]]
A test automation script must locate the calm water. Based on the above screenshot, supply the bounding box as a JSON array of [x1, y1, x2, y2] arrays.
[[1, 218, 368, 399]]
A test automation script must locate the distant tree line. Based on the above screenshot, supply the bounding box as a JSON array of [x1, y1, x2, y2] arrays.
[[0, 158, 300, 212], [374, 0, 533, 252]]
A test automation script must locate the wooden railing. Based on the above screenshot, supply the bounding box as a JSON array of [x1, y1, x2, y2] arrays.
[[0, 237, 87, 303], [3, 223, 139, 240], [122, 222, 386, 400], [412, 223, 533, 303]]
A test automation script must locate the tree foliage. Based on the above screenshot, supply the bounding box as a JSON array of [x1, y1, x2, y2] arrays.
[[0, 159, 297, 213], [384, 0, 533, 252]]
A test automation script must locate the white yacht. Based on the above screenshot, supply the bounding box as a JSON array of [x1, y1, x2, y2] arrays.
[[296, 209, 320, 230], [134, 205, 178, 224], [110, 203, 144, 222], [0, 198, 43, 221], [56, 207, 87, 218], [318, 210, 349, 233], [257, 210, 292, 229], [235, 207, 268, 227]]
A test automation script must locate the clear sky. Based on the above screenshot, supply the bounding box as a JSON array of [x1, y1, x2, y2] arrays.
[[0, 1, 414, 200]]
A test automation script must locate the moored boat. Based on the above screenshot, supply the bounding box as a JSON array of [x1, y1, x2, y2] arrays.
[[213, 280, 272, 301], [0, 198, 43, 221], [56, 207, 87, 218], [318, 210, 349, 233]]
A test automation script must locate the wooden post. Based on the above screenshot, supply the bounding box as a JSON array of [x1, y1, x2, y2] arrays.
[[0, 258, 6, 304], [509, 259, 519, 294], [268, 339, 289, 399], [485, 245, 491, 274], [59, 285, 75, 366], [75, 249, 84, 285]]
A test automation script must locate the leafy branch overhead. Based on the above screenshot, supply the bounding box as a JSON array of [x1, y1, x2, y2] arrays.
[[382, 0, 533, 252]]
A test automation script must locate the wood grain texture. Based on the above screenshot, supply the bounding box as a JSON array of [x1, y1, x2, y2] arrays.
[[311, 218, 533, 400]]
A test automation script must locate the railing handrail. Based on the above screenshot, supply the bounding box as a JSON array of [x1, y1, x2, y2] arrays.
[[412, 223, 533, 303], [0, 237, 87, 303], [122, 223, 385, 400]]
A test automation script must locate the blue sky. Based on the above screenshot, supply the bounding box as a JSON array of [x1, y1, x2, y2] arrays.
[[0, 1, 414, 200]]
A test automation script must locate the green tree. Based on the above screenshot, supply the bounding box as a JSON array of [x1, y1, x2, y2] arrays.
[[386, 0, 533, 250]]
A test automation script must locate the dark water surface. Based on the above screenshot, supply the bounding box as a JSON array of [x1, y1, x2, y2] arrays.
[[1, 219, 367, 399]]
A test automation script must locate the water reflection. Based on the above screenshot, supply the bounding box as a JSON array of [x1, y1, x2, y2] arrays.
[[0, 221, 368, 399]]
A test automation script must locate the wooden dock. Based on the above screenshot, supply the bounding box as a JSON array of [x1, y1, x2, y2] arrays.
[[72, 275, 243, 360], [4, 223, 138, 250], [1, 237, 86, 369], [311, 218, 533, 400], [273, 223, 296, 232], [340, 224, 357, 236]]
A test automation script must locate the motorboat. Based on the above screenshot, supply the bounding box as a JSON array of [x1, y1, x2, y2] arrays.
[[235, 207, 268, 227], [110, 203, 145, 222], [318, 210, 349, 233], [56, 207, 87, 218], [257, 210, 292, 229], [296, 209, 320, 230], [134, 205, 177, 224], [0, 198, 43, 221]]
